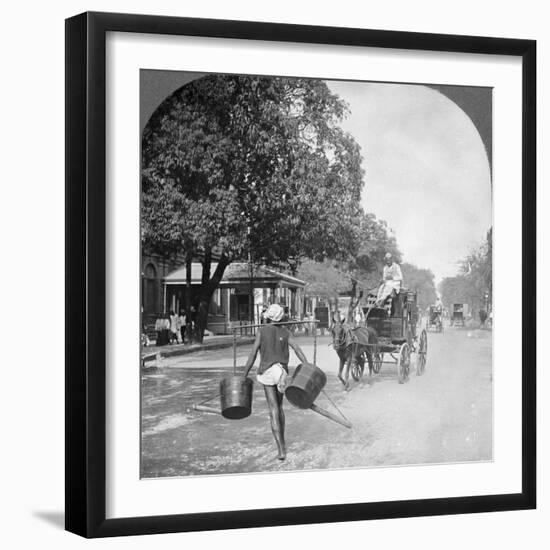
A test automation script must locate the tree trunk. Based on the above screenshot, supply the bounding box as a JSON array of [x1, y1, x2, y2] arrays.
[[194, 254, 230, 344], [185, 253, 193, 343], [347, 280, 358, 323], [248, 262, 254, 325]]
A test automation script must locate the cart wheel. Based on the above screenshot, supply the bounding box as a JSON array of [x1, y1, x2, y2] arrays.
[[351, 358, 364, 382], [397, 343, 410, 384], [417, 329, 427, 376], [373, 350, 382, 374]]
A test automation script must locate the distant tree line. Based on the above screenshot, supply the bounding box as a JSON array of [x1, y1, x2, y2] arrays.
[[296, 244, 438, 314], [439, 228, 492, 314]]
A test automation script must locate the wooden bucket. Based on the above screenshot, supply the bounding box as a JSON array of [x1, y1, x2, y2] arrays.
[[220, 376, 253, 419], [285, 362, 327, 409]]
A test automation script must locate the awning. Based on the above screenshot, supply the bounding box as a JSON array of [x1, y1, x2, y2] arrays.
[[164, 262, 305, 288]]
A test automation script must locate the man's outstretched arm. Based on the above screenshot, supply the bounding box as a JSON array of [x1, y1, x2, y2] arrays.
[[243, 331, 261, 377]]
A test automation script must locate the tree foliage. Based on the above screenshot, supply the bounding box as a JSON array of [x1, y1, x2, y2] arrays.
[[401, 263, 437, 310], [348, 213, 402, 290], [143, 75, 364, 264], [295, 213, 401, 299], [295, 259, 352, 298]]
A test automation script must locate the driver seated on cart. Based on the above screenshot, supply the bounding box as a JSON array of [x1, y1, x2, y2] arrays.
[[375, 253, 403, 310]]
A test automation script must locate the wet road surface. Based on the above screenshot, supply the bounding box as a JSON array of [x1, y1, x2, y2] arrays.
[[141, 325, 492, 477]]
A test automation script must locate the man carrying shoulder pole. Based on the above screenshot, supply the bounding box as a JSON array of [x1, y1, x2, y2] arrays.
[[243, 304, 309, 461]]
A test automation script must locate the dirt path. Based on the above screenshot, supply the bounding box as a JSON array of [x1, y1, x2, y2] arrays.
[[141, 327, 492, 477]]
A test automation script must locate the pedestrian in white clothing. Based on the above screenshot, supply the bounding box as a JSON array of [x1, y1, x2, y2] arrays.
[[169, 310, 180, 344], [178, 310, 186, 343]]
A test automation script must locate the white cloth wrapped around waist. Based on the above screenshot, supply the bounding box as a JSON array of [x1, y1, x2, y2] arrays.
[[257, 362, 288, 388], [377, 280, 401, 301]]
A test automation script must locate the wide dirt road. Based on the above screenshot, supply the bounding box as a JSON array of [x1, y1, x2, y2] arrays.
[[141, 326, 492, 477]]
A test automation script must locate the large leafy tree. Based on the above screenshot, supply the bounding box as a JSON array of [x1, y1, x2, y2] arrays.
[[142, 75, 365, 340]]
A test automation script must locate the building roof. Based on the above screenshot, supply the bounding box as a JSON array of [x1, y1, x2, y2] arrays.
[[164, 262, 306, 288]]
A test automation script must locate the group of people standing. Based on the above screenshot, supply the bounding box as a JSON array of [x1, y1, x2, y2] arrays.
[[153, 307, 196, 346]]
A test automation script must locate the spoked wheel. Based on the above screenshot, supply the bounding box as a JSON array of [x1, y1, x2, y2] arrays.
[[373, 350, 383, 374], [417, 329, 427, 376], [351, 356, 365, 382], [397, 343, 410, 384]]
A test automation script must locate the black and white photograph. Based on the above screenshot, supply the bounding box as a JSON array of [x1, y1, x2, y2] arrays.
[[0, 0, 544, 544], [140, 71, 493, 478]]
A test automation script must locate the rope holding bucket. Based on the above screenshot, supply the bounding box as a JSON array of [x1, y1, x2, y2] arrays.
[[319, 388, 352, 429], [233, 329, 237, 375], [192, 391, 221, 415]]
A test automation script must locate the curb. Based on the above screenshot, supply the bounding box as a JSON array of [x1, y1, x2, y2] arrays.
[[142, 337, 255, 363]]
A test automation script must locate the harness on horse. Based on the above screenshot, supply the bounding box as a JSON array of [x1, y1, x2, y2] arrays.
[[333, 324, 372, 351]]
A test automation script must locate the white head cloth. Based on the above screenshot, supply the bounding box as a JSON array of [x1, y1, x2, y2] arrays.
[[265, 304, 284, 322]]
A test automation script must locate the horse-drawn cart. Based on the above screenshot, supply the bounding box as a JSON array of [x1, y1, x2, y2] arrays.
[[364, 289, 427, 383], [331, 288, 427, 386], [427, 305, 443, 332], [451, 303, 465, 327]]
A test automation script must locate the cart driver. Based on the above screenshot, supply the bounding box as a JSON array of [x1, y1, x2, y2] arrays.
[[376, 253, 403, 307]]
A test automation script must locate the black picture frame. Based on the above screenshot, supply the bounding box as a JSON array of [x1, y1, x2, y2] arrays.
[[65, 11, 536, 538]]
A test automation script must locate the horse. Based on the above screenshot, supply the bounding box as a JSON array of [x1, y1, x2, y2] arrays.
[[330, 320, 378, 391]]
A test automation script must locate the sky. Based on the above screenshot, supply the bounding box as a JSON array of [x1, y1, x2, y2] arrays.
[[326, 81, 492, 283]]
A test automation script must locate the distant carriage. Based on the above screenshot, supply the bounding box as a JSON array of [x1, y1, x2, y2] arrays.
[[451, 303, 465, 327], [427, 305, 444, 332], [314, 306, 330, 334]]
